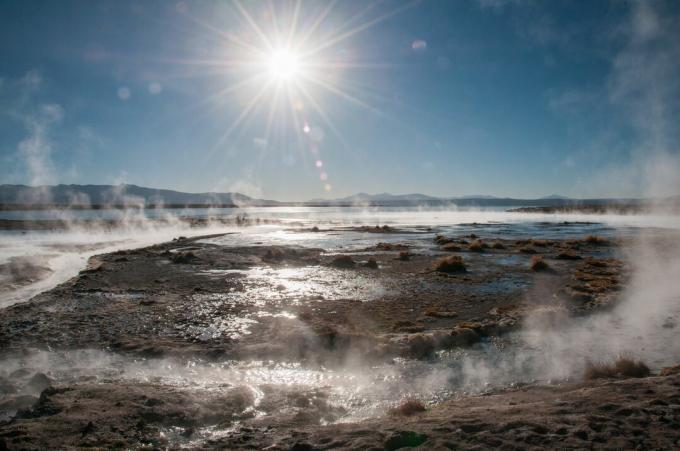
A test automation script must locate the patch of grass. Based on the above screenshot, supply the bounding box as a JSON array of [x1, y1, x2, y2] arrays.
[[531, 240, 549, 247], [556, 252, 581, 260], [491, 241, 506, 249], [585, 235, 609, 246], [435, 255, 467, 273], [329, 255, 355, 268], [530, 256, 550, 271], [263, 248, 284, 261], [364, 258, 378, 269], [398, 251, 411, 261], [584, 357, 650, 380], [468, 240, 487, 252], [434, 235, 453, 245], [423, 307, 458, 318], [389, 399, 427, 416], [519, 246, 537, 254], [441, 243, 461, 252]]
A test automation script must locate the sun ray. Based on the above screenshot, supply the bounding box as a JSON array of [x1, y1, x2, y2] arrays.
[[182, 12, 267, 58], [233, 0, 274, 52], [208, 80, 273, 157], [303, 1, 420, 58], [294, 0, 338, 51], [293, 80, 350, 149], [286, 0, 302, 49], [302, 73, 384, 116]]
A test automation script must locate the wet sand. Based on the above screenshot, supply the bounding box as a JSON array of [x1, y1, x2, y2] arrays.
[[0, 225, 678, 449]]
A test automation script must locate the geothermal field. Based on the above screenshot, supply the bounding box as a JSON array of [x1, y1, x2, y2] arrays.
[[3, 0, 680, 448], [1, 208, 680, 449]]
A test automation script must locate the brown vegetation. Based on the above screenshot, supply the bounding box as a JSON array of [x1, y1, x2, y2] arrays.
[[441, 243, 461, 252], [530, 256, 550, 272], [423, 308, 458, 318], [398, 251, 411, 261], [491, 241, 506, 249], [468, 240, 488, 252], [389, 399, 426, 416], [434, 235, 453, 245], [364, 258, 379, 269], [584, 357, 650, 380], [556, 252, 581, 260], [434, 255, 467, 273], [585, 235, 609, 246], [329, 255, 355, 268]]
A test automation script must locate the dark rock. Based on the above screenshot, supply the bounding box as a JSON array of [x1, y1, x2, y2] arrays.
[[384, 431, 427, 451]]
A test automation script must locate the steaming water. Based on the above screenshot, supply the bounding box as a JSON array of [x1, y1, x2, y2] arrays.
[[1, 206, 680, 442]]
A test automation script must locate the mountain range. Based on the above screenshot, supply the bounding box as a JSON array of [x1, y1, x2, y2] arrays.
[[0, 184, 279, 207], [0, 184, 651, 209]]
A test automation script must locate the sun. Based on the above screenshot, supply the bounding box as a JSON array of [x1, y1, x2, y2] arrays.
[[266, 48, 301, 82]]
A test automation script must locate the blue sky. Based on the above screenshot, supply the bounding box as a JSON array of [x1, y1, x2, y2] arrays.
[[1, 0, 679, 201]]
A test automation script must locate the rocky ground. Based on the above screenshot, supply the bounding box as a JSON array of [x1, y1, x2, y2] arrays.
[[1, 225, 677, 449]]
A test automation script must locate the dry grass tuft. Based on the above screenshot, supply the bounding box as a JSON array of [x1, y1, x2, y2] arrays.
[[435, 255, 467, 273], [442, 243, 461, 252], [468, 240, 487, 252], [263, 248, 284, 261], [530, 256, 550, 271], [585, 235, 609, 246], [423, 307, 458, 318], [519, 246, 537, 254], [329, 255, 355, 268], [434, 235, 453, 245], [364, 258, 379, 269], [491, 241, 506, 249], [389, 399, 427, 416], [556, 252, 581, 260], [584, 357, 650, 380]]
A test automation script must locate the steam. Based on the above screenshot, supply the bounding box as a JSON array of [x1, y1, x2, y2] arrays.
[[457, 1, 680, 387]]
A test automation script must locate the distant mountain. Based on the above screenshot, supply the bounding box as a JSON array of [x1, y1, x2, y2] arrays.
[[306, 192, 646, 208], [1, 185, 656, 210], [451, 194, 499, 200], [0, 184, 280, 207], [540, 194, 571, 200], [325, 193, 441, 204]]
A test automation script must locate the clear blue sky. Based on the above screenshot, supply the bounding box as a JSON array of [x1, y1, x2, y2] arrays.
[[1, 0, 679, 201]]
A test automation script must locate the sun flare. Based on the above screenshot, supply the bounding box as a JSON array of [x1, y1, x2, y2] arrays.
[[266, 48, 301, 82]]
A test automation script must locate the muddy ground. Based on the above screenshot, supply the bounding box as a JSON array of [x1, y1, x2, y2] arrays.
[[1, 226, 678, 449]]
